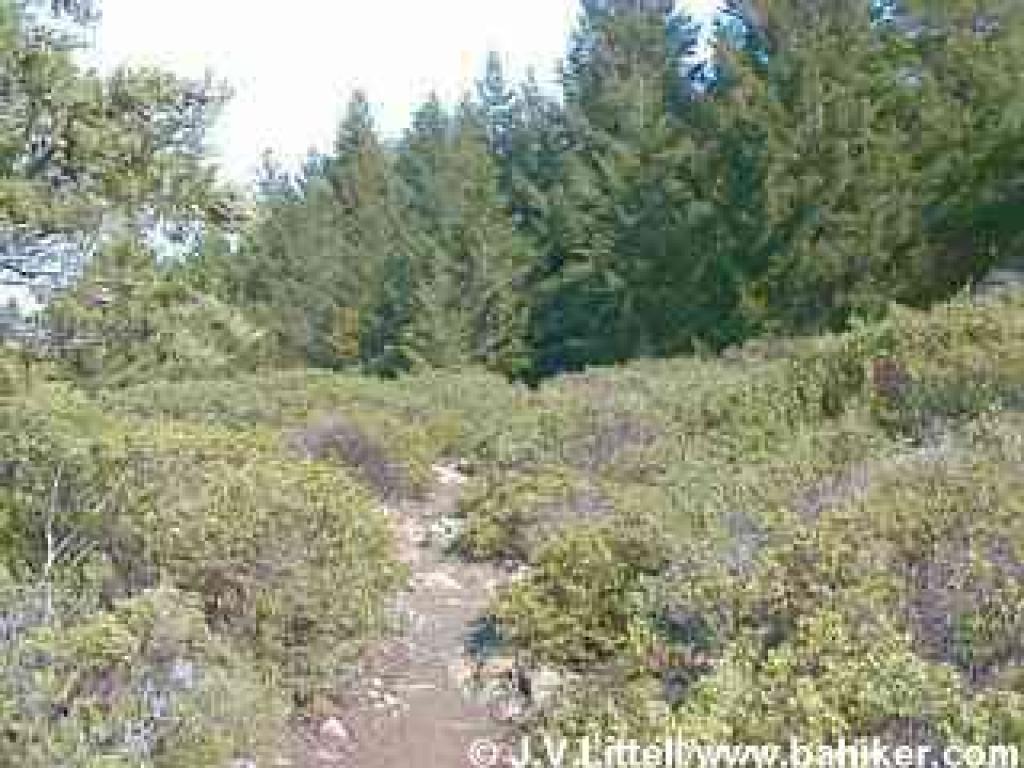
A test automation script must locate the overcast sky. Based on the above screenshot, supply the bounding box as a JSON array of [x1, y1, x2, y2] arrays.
[[87, 1, 721, 184]]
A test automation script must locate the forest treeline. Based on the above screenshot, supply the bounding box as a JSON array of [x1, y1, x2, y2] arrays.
[[185, 0, 1024, 381], [3, 0, 1024, 384]]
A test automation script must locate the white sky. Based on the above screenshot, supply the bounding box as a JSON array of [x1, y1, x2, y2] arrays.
[[87, 1, 721, 185]]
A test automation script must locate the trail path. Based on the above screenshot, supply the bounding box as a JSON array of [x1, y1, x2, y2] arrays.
[[292, 464, 510, 768]]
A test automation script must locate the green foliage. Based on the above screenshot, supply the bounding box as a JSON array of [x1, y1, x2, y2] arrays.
[[0, 1, 226, 235], [2, 0, 1024, 755], [2, 289, 1023, 758], [48, 239, 273, 386], [494, 525, 664, 669], [665, 419, 1024, 745], [0, 345, 21, 394], [0, 382, 406, 763], [457, 467, 596, 562], [399, 102, 533, 376], [476, 295, 1024, 747], [211, 0, 1024, 377], [2, 401, 403, 685], [673, 610, 965, 743], [0, 588, 288, 768], [715, 0, 1024, 337]]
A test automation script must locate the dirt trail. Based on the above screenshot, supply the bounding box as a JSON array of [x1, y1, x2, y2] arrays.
[[293, 464, 509, 768]]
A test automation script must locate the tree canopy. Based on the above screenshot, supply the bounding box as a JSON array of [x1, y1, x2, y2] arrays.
[[196, 0, 1024, 381]]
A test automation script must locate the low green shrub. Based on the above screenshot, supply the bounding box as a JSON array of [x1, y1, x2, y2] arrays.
[[457, 468, 605, 562], [0, 588, 289, 768], [494, 524, 667, 670], [0, 399, 404, 695]]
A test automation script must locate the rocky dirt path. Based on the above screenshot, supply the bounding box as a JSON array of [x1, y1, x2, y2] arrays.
[[291, 464, 512, 768]]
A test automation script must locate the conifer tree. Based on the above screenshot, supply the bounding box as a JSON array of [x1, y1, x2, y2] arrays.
[[529, 0, 702, 374], [221, 0, 1024, 378], [327, 91, 413, 369], [476, 52, 518, 165], [711, 0, 1024, 333], [0, 0, 226, 254], [399, 99, 532, 374]]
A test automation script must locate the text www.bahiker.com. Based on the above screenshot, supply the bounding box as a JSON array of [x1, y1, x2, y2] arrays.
[[467, 734, 1020, 768]]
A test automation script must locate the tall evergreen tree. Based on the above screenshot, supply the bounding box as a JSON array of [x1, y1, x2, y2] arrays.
[[327, 91, 414, 370], [476, 52, 518, 164], [215, 91, 416, 371], [221, 0, 1024, 379], [709, 0, 1024, 334], [399, 99, 533, 374], [529, 0, 703, 375]]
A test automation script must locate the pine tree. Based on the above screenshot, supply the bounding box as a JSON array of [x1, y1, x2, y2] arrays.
[[709, 0, 1024, 333], [215, 91, 416, 371], [528, 0, 704, 375], [564, 0, 698, 133], [398, 99, 533, 375], [0, 1, 226, 255], [476, 52, 518, 164], [902, 0, 1024, 288]]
